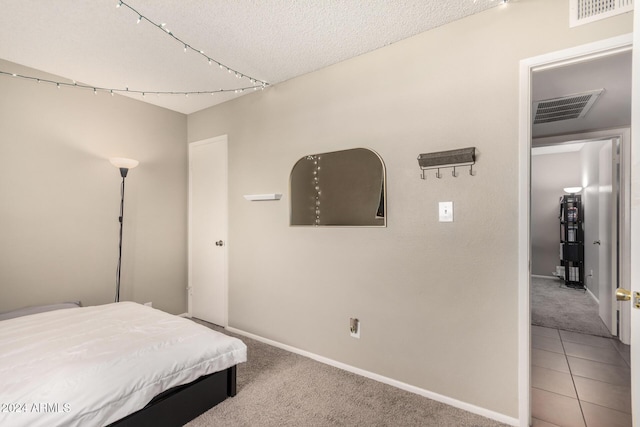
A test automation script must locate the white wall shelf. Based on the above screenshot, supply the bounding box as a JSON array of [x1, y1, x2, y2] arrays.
[[243, 193, 282, 201]]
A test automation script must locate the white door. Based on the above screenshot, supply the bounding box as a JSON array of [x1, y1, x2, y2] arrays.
[[188, 136, 228, 326], [630, 7, 640, 423], [598, 140, 615, 335]]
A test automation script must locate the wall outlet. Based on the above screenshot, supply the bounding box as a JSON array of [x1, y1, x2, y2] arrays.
[[144, 302, 152, 307], [349, 317, 360, 339]]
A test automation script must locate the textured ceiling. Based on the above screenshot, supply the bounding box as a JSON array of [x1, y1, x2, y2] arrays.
[[0, 0, 504, 114]]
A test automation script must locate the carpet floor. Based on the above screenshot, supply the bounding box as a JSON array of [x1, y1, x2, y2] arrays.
[[531, 276, 613, 338], [186, 321, 508, 427]]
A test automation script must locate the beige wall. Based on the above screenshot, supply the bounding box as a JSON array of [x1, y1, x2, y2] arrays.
[[188, 0, 632, 418], [0, 60, 188, 314]]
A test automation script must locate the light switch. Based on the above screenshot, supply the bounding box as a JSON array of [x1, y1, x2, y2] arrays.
[[439, 201, 453, 222]]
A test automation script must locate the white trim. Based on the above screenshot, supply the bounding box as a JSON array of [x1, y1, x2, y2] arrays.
[[519, 33, 633, 427], [226, 327, 519, 426], [533, 127, 631, 146], [177, 312, 190, 318], [586, 287, 599, 304], [517, 54, 532, 427], [631, 3, 640, 414], [531, 143, 586, 156], [531, 274, 557, 280], [188, 135, 227, 148], [529, 35, 632, 72]]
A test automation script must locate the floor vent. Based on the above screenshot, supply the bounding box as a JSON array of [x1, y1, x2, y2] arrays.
[[533, 90, 603, 125], [570, 0, 634, 27]]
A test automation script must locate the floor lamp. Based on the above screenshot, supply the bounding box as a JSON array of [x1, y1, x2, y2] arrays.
[[109, 157, 139, 303]]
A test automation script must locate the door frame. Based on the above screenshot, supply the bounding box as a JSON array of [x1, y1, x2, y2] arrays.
[[631, 7, 640, 424], [518, 34, 633, 426], [597, 139, 616, 336], [187, 135, 229, 326]]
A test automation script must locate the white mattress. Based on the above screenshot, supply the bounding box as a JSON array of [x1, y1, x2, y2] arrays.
[[0, 302, 246, 427]]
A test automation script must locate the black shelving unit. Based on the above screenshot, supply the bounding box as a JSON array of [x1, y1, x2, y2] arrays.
[[559, 194, 584, 289]]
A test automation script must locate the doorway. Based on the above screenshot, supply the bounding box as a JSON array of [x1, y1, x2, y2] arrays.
[[530, 137, 631, 425], [518, 35, 635, 426], [530, 138, 620, 338]]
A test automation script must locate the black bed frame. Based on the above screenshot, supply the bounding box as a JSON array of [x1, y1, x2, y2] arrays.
[[109, 365, 237, 427]]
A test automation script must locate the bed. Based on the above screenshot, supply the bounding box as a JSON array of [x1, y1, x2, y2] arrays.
[[0, 302, 247, 427]]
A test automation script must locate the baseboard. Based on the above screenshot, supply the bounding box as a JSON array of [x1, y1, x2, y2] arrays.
[[534, 276, 599, 304], [226, 326, 519, 427], [177, 312, 190, 318], [531, 274, 557, 279]]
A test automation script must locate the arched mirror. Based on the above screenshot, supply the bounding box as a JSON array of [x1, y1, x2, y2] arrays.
[[290, 148, 386, 227]]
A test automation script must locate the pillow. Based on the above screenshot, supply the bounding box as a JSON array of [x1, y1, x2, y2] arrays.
[[0, 301, 82, 321]]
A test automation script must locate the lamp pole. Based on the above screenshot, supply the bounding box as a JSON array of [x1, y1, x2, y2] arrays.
[[109, 158, 139, 303], [115, 168, 128, 303]]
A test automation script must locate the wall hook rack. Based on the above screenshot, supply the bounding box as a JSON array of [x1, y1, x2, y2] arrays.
[[417, 147, 476, 180]]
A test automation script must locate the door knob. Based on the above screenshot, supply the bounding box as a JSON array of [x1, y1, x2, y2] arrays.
[[593, 240, 601, 245], [616, 288, 640, 309], [616, 288, 631, 301], [215, 240, 224, 246]]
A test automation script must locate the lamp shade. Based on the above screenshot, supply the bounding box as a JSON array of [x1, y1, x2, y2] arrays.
[[109, 157, 139, 169], [563, 186, 582, 194]]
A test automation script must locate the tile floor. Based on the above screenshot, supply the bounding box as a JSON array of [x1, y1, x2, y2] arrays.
[[531, 325, 632, 427]]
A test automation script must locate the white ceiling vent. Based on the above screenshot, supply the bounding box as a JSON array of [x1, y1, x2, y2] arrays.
[[570, 0, 634, 27], [533, 90, 604, 125]]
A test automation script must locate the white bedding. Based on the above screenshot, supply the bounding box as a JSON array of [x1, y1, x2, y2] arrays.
[[0, 302, 247, 427]]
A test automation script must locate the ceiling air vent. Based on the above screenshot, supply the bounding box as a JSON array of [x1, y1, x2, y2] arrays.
[[533, 89, 603, 125], [570, 0, 634, 27]]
